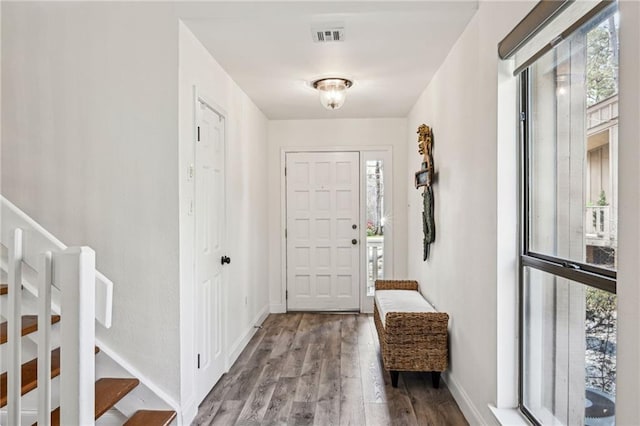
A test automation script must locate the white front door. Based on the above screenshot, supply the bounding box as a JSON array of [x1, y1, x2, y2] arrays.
[[194, 101, 226, 402], [286, 152, 360, 311]]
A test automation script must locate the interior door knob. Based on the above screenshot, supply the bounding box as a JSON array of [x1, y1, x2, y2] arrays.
[[352, 239, 358, 245], [221, 256, 231, 265]]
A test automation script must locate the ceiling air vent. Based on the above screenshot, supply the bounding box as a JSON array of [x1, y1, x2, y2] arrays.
[[312, 27, 345, 43]]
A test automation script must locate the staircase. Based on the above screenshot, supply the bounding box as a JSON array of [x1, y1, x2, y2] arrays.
[[0, 196, 178, 425]]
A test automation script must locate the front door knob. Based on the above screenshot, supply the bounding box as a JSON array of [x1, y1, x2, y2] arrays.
[[221, 256, 231, 265], [352, 239, 358, 245]]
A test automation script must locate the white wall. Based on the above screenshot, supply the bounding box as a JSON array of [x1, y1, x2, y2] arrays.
[[616, 1, 640, 423], [2, 6, 271, 421], [1, 0, 2, 192], [2, 2, 182, 400], [406, 1, 535, 424], [267, 118, 407, 312], [178, 23, 269, 423]]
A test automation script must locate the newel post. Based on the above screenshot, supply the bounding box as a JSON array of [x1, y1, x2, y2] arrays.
[[54, 247, 96, 426]]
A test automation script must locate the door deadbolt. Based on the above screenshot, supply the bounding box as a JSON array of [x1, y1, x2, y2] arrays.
[[352, 224, 357, 229]]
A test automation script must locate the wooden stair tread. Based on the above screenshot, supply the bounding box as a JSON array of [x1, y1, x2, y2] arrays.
[[0, 315, 61, 344], [42, 377, 140, 426], [0, 348, 60, 408], [95, 378, 140, 418], [0, 284, 23, 295], [50, 409, 60, 426], [1, 346, 99, 409], [124, 410, 177, 426]]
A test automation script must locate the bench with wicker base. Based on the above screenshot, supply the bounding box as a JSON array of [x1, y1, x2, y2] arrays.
[[373, 279, 449, 388]]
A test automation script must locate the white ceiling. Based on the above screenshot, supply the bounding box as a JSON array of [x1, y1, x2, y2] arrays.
[[183, 2, 478, 120]]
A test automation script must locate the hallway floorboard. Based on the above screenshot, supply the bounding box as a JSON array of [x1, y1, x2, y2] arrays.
[[194, 313, 468, 426]]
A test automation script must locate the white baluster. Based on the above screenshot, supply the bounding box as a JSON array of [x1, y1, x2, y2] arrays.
[[38, 252, 53, 426], [372, 246, 379, 282], [8, 228, 23, 426], [54, 247, 96, 426]]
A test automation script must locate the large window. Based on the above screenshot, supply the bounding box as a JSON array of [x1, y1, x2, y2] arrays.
[[520, 3, 618, 425]]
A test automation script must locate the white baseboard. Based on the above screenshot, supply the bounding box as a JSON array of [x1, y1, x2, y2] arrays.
[[227, 305, 269, 369], [443, 371, 487, 425], [270, 303, 286, 313], [179, 397, 199, 426]]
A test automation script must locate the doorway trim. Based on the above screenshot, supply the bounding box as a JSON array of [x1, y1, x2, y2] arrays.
[[280, 146, 394, 313]]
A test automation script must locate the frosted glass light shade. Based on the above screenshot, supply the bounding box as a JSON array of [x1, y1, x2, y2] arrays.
[[312, 78, 353, 110]]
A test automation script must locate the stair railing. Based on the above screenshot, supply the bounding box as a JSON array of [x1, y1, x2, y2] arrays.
[[2, 196, 113, 425]]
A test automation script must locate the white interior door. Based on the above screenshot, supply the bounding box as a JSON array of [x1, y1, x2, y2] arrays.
[[195, 101, 226, 402], [286, 152, 360, 311]]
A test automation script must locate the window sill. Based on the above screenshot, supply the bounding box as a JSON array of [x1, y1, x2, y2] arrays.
[[489, 405, 532, 426]]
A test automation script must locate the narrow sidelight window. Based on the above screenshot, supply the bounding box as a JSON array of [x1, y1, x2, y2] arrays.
[[366, 160, 385, 296]]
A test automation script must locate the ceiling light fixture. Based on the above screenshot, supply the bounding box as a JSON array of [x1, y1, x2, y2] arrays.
[[312, 78, 353, 110]]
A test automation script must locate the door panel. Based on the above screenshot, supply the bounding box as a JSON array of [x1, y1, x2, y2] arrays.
[[195, 101, 225, 402], [286, 152, 360, 311]]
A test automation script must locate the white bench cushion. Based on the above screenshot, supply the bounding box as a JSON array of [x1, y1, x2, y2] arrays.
[[374, 289, 436, 327]]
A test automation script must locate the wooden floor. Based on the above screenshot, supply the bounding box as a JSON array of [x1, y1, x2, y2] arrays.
[[193, 313, 468, 426]]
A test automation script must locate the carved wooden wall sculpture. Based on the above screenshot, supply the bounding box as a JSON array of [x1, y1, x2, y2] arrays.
[[415, 124, 435, 261]]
